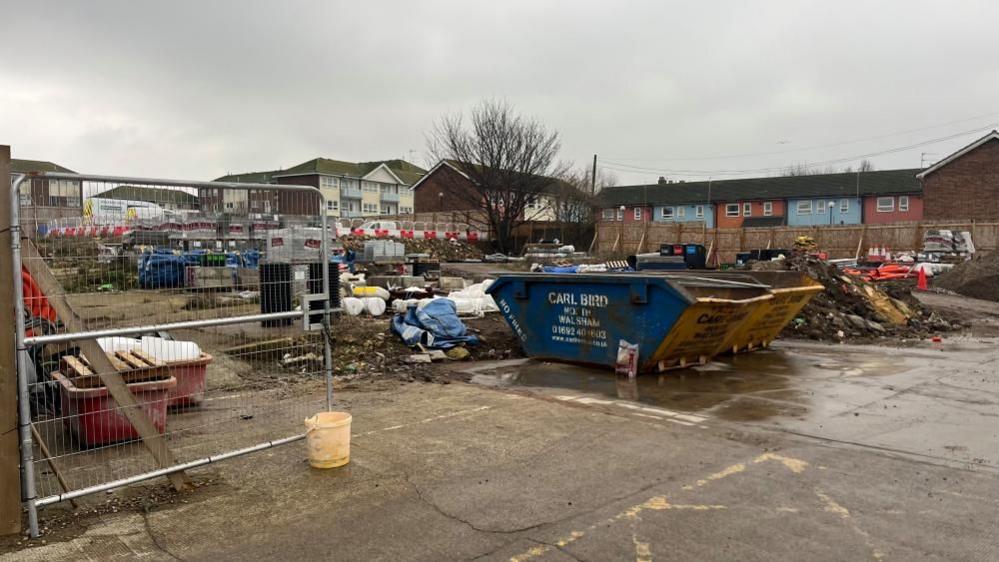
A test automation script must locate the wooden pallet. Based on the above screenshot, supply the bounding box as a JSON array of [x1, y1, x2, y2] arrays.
[[60, 350, 169, 389]]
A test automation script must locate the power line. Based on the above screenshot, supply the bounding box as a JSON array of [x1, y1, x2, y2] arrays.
[[601, 111, 999, 163], [597, 124, 997, 178]]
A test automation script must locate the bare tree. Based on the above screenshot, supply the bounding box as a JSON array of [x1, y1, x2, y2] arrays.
[[428, 100, 568, 253], [781, 162, 812, 176], [857, 159, 875, 172]]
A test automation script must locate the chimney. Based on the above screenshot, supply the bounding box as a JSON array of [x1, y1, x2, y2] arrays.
[[658, 176, 667, 185]]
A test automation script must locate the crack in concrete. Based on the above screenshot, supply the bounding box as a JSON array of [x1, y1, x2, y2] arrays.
[[142, 506, 184, 562], [403, 472, 541, 535]]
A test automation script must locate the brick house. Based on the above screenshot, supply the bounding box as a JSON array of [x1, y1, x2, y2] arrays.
[[919, 130, 999, 221], [598, 169, 922, 228], [411, 160, 578, 222]]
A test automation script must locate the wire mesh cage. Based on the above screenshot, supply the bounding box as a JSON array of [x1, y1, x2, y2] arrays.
[[12, 173, 337, 532]]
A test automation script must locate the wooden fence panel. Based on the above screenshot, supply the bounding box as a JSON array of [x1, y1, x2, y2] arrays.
[[594, 221, 998, 262]]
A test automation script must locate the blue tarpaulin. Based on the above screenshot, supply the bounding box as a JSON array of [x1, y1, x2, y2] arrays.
[[391, 299, 479, 350], [138, 251, 187, 288]]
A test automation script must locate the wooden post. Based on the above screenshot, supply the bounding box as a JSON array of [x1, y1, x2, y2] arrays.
[[0, 146, 21, 535], [20, 241, 192, 492]]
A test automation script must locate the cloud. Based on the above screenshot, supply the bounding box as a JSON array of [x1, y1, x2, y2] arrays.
[[1, 0, 997, 183]]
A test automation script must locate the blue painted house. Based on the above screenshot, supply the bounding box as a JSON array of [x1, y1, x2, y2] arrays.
[[787, 197, 862, 226], [652, 203, 715, 227]]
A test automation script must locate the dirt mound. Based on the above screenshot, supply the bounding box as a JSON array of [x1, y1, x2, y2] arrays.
[[934, 252, 999, 302], [751, 255, 959, 342]]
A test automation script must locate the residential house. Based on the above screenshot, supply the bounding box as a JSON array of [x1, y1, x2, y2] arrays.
[[210, 158, 425, 218], [919, 130, 999, 221], [12, 158, 81, 237], [597, 180, 715, 227], [411, 160, 580, 222], [598, 169, 922, 228]]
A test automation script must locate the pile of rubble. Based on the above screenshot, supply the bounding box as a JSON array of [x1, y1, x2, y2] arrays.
[[340, 236, 484, 261], [934, 250, 999, 302], [753, 255, 960, 342]]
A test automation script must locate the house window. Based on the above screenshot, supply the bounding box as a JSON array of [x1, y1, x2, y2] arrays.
[[633, 207, 643, 221], [840, 199, 849, 213], [362, 181, 379, 192], [602, 209, 615, 220], [763, 201, 773, 216], [876, 197, 894, 212], [743, 202, 752, 216], [380, 205, 392, 215], [616, 208, 624, 221], [400, 206, 413, 214], [817, 200, 827, 214], [380, 184, 397, 194], [320, 176, 341, 189], [362, 203, 378, 214], [695, 205, 704, 219], [796, 201, 812, 215], [898, 196, 909, 212], [725, 204, 740, 217], [347, 201, 356, 212], [661, 207, 674, 219], [676, 207, 685, 218], [326, 200, 339, 211]]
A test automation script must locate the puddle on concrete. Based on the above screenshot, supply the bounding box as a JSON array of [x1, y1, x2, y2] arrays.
[[470, 347, 917, 422]]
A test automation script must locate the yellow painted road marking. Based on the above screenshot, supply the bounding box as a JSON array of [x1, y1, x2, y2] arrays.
[[754, 452, 809, 474], [508, 452, 809, 562], [353, 405, 492, 438]]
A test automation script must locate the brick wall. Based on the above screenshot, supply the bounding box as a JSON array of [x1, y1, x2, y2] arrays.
[[923, 138, 999, 220], [413, 165, 479, 213]]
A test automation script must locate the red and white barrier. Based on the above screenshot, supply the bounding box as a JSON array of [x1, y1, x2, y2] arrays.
[[43, 221, 487, 242]]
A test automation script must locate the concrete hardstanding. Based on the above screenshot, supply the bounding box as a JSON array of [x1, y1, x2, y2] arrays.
[[6, 333, 999, 560]]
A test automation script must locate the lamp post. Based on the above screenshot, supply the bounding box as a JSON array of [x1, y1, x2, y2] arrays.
[[828, 201, 836, 226]]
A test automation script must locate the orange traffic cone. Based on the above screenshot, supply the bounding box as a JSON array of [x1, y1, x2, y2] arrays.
[[916, 266, 929, 291]]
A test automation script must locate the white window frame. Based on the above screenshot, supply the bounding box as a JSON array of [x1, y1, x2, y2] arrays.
[[796, 201, 812, 215], [898, 195, 909, 212], [380, 205, 392, 215], [876, 197, 894, 213], [320, 176, 341, 189], [362, 202, 378, 214], [725, 203, 740, 217], [763, 201, 773, 216], [326, 200, 339, 211], [695, 205, 704, 219], [602, 209, 615, 220], [676, 206, 685, 218], [743, 202, 752, 216], [399, 206, 413, 214], [840, 199, 849, 213], [817, 200, 827, 214], [660, 206, 674, 219], [616, 208, 624, 221], [633, 207, 642, 221]]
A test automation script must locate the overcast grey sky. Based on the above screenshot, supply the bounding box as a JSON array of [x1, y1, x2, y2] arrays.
[[2, 1, 997, 185]]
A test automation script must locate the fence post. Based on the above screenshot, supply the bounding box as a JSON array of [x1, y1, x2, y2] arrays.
[[0, 146, 20, 536]]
